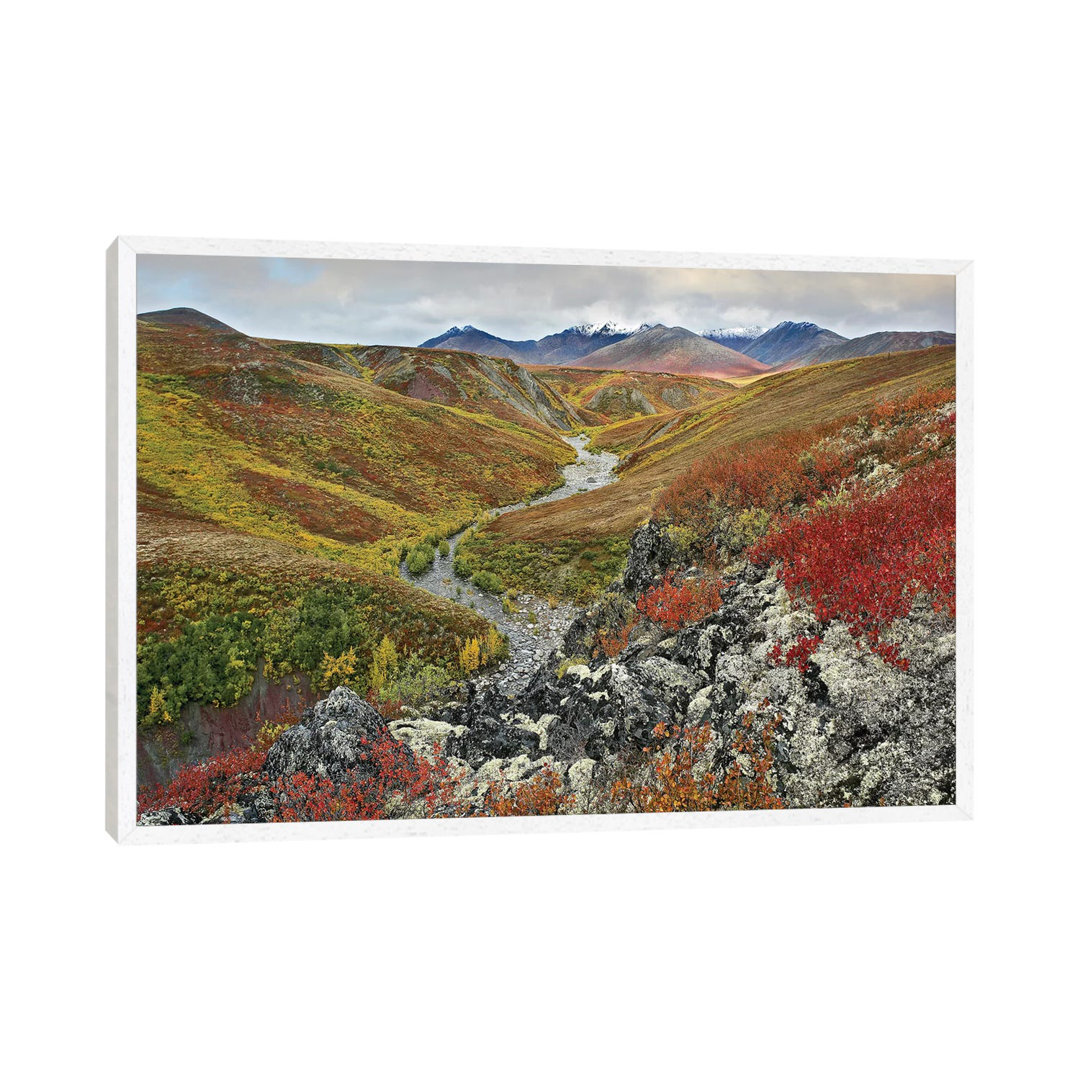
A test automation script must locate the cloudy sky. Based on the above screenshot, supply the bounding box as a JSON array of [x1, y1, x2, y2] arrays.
[[137, 255, 955, 344]]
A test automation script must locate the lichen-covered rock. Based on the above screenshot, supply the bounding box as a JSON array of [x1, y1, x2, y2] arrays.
[[622, 521, 686, 595], [263, 686, 394, 782], [443, 711, 541, 769], [441, 519, 956, 810], [388, 716, 466, 756], [138, 807, 199, 826]]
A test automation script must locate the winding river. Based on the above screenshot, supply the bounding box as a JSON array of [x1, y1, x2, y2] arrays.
[[401, 434, 620, 694]]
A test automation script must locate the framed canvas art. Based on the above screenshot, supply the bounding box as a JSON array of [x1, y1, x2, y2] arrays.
[[106, 238, 972, 842]]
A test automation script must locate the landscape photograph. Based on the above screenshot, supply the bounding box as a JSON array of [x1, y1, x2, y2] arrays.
[[133, 253, 958, 826]]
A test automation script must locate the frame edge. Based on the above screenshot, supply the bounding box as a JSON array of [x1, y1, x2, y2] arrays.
[[107, 237, 139, 843]]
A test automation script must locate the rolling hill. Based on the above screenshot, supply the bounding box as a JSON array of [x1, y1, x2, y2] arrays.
[[527, 366, 738, 424], [269, 340, 583, 431], [571, 325, 769, 379], [789, 329, 957, 369], [135, 310, 575, 574], [467, 344, 956, 566]]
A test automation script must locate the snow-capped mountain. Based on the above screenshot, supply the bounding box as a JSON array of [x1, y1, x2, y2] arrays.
[[743, 321, 848, 367], [701, 326, 768, 353], [420, 321, 641, 365], [573, 320, 639, 337]]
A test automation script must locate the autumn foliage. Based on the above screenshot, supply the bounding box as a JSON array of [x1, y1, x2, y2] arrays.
[[769, 635, 824, 674], [596, 621, 636, 658], [751, 458, 955, 669], [606, 713, 784, 814], [482, 764, 575, 816], [137, 745, 268, 820], [268, 735, 463, 822], [636, 573, 726, 630], [653, 385, 956, 555], [138, 720, 465, 822]]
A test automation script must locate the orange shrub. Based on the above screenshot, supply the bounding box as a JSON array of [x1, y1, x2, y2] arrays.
[[482, 764, 575, 816], [605, 712, 784, 814], [636, 573, 726, 630]]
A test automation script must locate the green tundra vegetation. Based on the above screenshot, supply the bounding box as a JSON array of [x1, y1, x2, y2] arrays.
[[135, 315, 573, 725], [136, 561, 496, 725], [454, 532, 630, 604], [135, 310, 957, 732]]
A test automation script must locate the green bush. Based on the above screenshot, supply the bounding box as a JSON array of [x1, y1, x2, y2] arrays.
[[391, 657, 458, 705], [405, 543, 436, 575], [471, 570, 505, 594], [438, 539, 450, 557], [135, 566, 491, 725]]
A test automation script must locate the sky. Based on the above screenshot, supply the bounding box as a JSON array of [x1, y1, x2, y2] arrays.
[[137, 255, 955, 345]]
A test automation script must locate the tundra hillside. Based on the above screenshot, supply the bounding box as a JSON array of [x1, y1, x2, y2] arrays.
[[135, 307, 956, 822]]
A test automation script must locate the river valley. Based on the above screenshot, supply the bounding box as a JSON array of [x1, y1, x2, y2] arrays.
[[401, 434, 619, 694]]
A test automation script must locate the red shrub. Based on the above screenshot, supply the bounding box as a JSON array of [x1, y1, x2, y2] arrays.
[[605, 712, 784, 813], [769, 634, 823, 673], [655, 428, 848, 540], [636, 573, 726, 630], [750, 458, 955, 668], [269, 734, 463, 821], [137, 745, 267, 819], [653, 386, 957, 551], [139, 725, 466, 823], [595, 617, 639, 658]]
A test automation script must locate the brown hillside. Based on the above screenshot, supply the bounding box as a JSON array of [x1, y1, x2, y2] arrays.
[[574, 325, 769, 379], [488, 344, 956, 544]]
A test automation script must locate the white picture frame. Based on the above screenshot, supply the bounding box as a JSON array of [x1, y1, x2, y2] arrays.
[[106, 236, 973, 844]]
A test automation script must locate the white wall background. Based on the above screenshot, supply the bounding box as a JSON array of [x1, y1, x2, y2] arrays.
[[3, 2, 1074, 1076]]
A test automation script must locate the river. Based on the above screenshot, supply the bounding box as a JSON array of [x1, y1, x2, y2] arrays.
[[401, 434, 619, 694]]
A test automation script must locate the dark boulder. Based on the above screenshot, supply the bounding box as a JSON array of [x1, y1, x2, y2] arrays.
[[263, 686, 396, 783], [445, 716, 541, 769], [138, 807, 199, 826], [623, 521, 684, 595]]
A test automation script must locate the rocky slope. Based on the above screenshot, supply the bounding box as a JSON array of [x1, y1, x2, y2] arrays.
[[141, 514, 955, 824], [349, 344, 585, 431], [429, 523, 955, 810]]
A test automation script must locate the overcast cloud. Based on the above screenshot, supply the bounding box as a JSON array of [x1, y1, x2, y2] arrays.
[[137, 255, 955, 344]]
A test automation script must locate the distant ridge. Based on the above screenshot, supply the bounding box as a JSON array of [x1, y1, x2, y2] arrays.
[[743, 321, 847, 367], [420, 323, 635, 365], [572, 325, 769, 379], [137, 307, 240, 334], [807, 330, 957, 367], [419, 325, 539, 364]]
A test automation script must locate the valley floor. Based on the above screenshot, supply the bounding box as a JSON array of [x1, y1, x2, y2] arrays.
[[138, 370, 958, 823]]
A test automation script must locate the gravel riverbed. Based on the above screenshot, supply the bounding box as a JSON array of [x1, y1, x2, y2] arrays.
[[401, 434, 619, 695]]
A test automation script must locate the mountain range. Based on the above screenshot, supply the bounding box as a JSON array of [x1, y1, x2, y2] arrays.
[[420, 319, 955, 379], [568, 325, 769, 379], [420, 322, 638, 367]]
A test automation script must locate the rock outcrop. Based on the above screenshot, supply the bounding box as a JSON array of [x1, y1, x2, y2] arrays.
[[263, 686, 396, 783], [141, 521, 956, 824], [429, 523, 956, 809]]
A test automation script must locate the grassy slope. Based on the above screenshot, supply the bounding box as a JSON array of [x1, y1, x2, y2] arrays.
[[270, 340, 581, 432], [458, 346, 956, 597], [135, 318, 578, 724], [137, 319, 575, 574], [526, 366, 737, 424]]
